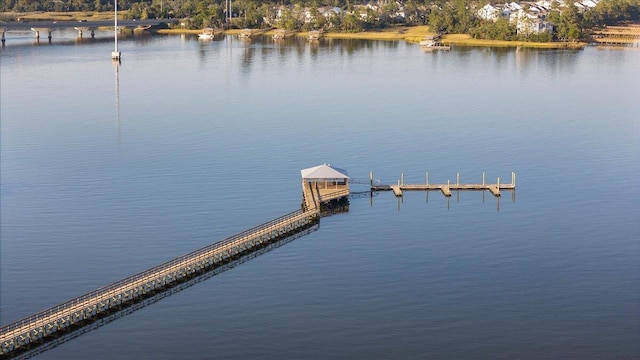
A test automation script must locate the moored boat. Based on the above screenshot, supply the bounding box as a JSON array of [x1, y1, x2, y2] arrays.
[[273, 29, 286, 40], [419, 35, 450, 51], [198, 28, 215, 40], [239, 29, 252, 39], [308, 30, 322, 41]]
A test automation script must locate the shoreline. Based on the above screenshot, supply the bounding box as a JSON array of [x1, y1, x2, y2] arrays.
[[157, 27, 588, 49], [8, 12, 640, 50]]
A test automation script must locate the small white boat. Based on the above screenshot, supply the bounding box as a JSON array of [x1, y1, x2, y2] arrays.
[[239, 29, 252, 39], [419, 35, 450, 51], [198, 28, 215, 40], [308, 30, 322, 41], [273, 29, 286, 40]]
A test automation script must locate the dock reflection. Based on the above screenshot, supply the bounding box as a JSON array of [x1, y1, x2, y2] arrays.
[[368, 189, 515, 212]]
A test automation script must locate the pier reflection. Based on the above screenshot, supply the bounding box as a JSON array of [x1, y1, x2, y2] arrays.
[[369, 189, 515, 212], [113, 59, 121, 143]]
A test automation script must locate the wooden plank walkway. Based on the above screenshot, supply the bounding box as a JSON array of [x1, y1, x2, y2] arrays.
[[1, 210, 319, 355], [1, 183, 350, 356]]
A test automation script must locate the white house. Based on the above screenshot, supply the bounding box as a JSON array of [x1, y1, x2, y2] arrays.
[[580, 0, 599, 8], [319, 6, 342, 20], [512, 9, 553, 34], [505, 2, 523, 12], [477, 3, 502, 21], [535, 0, 566, 10]]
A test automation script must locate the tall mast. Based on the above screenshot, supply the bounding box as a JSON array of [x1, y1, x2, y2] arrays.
[[112, 0, 121, 59]]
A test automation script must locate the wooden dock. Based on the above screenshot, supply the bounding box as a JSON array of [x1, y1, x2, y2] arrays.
[[590, 26, 640, 47], [372, 172, 515, 197], [1, 177, 349, 357]]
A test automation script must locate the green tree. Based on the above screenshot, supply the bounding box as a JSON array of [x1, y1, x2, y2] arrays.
[[342, 12, 362, 32]]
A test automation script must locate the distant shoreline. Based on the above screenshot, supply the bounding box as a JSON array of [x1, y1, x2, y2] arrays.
[[157, 27, 588, 49], [1, 11, 591, 49]]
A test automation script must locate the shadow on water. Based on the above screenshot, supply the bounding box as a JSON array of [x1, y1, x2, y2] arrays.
[[8, 225, 320, 360]]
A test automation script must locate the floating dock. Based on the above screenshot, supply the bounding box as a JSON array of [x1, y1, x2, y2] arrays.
[[372, 172, 515, 197]]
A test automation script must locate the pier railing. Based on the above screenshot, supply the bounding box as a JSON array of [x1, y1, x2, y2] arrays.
[[0, 207, 319, 354], [319, 188, 350, 202]]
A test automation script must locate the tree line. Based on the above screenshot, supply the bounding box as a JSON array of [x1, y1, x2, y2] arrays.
[[2, 0, 639, 41]]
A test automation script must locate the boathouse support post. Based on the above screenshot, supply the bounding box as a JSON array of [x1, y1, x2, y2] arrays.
[[1, 29, 5, 44]]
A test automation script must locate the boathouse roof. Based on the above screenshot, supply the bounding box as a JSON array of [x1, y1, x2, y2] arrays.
[[301, 163, 349, 179]]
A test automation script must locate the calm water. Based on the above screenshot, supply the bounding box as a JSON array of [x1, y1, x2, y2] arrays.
[[1, 30, 639, 359]]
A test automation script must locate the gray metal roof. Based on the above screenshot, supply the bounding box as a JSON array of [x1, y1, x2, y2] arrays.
[[301, 163, 349, 179]]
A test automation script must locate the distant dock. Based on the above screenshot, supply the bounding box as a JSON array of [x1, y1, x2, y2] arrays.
[[371, 172, 515, 197]]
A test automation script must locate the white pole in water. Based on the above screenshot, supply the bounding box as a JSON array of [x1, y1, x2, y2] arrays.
[[112, 0, 121, 60]]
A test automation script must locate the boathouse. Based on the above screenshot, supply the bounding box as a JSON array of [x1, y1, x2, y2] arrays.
[[300, 164, 350, 210], [301, 163, 349, 190]]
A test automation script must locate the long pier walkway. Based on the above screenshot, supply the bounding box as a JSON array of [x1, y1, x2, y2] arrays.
[[372, 172, 516, 197], [1, 178, 348, 357], [1, 166, 508, 357]]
